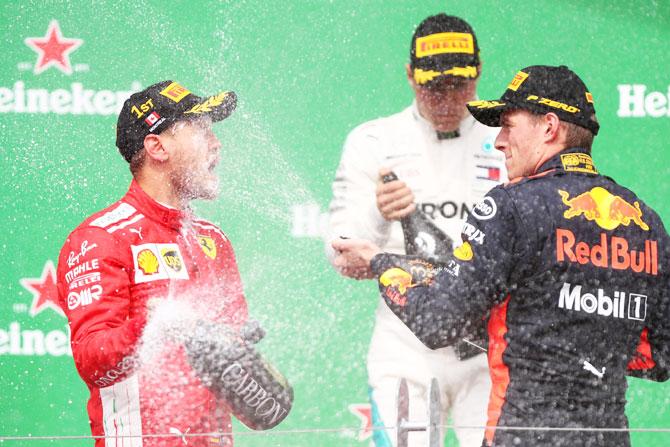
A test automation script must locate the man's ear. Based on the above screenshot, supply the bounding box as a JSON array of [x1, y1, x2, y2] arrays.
[[405, 64, 416, 88], [143, 133, 169, 162], [543, 113, 561, 143]]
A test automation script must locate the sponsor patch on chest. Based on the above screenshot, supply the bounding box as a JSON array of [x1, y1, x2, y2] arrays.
[[131, 243, 190, 283]]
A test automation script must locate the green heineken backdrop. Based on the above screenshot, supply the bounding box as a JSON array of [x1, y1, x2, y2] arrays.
[[2, 1, 669, 445]]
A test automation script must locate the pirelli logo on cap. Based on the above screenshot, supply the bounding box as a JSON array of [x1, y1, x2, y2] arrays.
[[585, 91, 594, 104], [160, 82, 191, 103], [416, 32, 474, 58], [507, 71, 529, 91]]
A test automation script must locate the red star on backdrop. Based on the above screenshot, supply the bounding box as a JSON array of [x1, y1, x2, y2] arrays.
[[348, 403, 373, 441], [20, 260, 64, 317], [24, 19, 83, 75]]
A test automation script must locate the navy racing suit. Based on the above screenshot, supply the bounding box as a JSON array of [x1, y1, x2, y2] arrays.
[[371, 149, 670, 447]]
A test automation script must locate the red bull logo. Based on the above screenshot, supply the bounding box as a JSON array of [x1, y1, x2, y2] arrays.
[[556, 228, 658, 275], [379, 268, 415, 306], [558, 187, 649, 231]]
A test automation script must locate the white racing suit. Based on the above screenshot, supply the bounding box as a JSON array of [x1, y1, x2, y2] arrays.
[[326, 103, 506, 446]]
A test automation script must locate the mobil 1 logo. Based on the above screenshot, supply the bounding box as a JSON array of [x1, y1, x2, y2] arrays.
[[558, 282, 647, 321]]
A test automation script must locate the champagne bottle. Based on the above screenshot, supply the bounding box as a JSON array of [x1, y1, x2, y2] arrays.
[[382, 171, 453, 259], [382, 172, 486, 360], [185, 320, 293, 430]]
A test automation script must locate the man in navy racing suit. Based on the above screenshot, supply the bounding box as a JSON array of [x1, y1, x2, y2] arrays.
[[332, 65, 670, 446]]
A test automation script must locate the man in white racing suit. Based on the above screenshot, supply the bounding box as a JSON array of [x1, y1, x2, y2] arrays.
[[326, 14, 507, 447]]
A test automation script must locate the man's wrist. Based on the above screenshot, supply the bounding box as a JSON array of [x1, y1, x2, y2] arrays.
[[370, 252, 391, 277]]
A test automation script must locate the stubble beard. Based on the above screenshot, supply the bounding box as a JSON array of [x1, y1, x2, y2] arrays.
[[173, 169, 220, 203]]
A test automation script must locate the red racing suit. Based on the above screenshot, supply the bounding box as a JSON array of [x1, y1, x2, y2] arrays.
[[371, 149, 670, 447], [56, 180, 248, 447]]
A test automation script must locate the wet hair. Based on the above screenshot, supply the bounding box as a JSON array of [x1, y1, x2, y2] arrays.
[[129, 147, 146, 175], [562, 121, 594, 152]]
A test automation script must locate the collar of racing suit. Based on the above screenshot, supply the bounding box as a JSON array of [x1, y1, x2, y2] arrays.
[[410, 100, 477, 141], [124, 179, 194, 230], [533, 147, 598, 177]]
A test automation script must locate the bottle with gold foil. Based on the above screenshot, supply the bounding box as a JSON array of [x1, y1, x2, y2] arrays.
[[382, 172, 485, 360], [382, 171, 453, 259]]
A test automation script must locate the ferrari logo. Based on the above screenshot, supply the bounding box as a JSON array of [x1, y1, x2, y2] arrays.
[[197, 235, 217, 259]]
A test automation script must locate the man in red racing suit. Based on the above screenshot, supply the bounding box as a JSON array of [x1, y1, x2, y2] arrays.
[[332, 66, 670, 446], [57, 80, 246, 447]]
